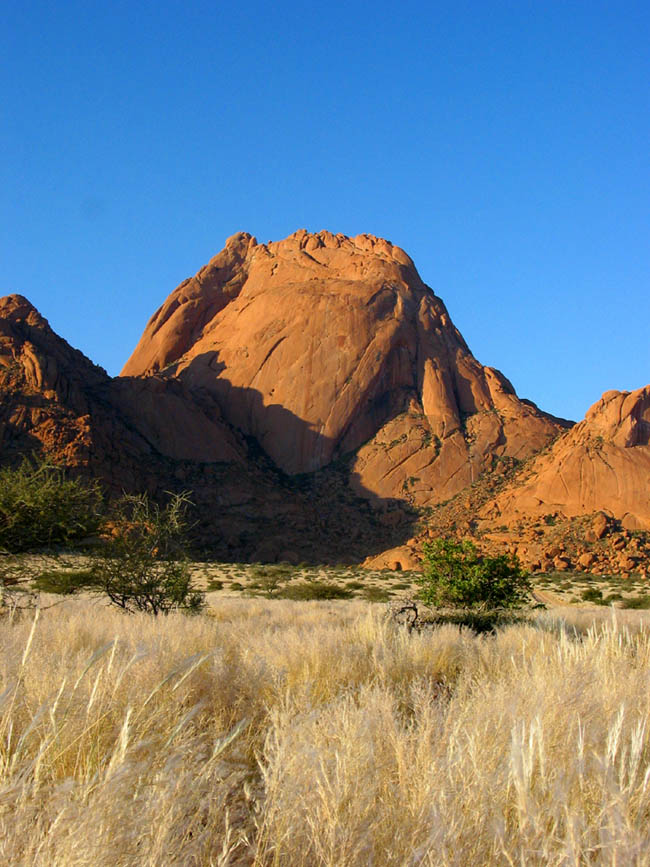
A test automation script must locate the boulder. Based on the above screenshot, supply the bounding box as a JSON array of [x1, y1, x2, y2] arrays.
[[363, 545, 421, 572], [592, 512, 609, 539]]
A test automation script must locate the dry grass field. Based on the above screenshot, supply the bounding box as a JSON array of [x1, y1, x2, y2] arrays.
[[1, 594, 650, 865]]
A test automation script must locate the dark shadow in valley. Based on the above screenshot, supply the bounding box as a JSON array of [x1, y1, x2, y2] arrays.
[[0, 351, 421, 566], [163, 351, 420, 565]]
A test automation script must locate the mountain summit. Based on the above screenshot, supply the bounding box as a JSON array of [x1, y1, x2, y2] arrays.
[[123, 229, 567, 503]]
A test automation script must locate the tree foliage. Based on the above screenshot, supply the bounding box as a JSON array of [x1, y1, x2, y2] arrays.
[[417, 538, 532, 612], [0, 458, 102, 553], [87, 491, 204, 616]]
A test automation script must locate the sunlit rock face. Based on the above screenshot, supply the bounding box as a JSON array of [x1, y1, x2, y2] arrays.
[[0, 293, 243, 485], [483, 386, 650, 530], [123, 230, 567, 503], [4, 233, 649, 565]]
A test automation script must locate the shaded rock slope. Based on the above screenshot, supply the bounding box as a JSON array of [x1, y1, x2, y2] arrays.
[[0, 294, 414, 562]]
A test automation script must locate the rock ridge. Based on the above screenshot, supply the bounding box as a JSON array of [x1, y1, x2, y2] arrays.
[[482, 385, 650, 530], [123, 230, 568, 496]]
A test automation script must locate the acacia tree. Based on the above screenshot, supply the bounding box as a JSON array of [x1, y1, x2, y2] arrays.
[[87, 492, 204, 616], [0, 458, 102, 612]]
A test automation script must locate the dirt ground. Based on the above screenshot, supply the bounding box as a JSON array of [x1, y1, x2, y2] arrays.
[[6, 553, 650, 610]]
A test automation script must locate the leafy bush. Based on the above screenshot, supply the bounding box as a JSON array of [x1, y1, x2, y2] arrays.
[[0, 458, 102, 552], [581, 587, 605, 604], [363, 586, 391, 602], [622, 595, 650, 610], [427, 609, 527, 633], [417, 538, 532, 612], [248, 564, 295, 597], [278, 582, 352, 601], [86, 492, 204, 615], [32, 568, 95, 595]]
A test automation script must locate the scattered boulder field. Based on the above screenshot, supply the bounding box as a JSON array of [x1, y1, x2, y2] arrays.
[[1, 230, 648, 573]]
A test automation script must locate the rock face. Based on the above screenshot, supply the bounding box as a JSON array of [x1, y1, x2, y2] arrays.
[[0, 294, 243, 485], [0, 293, 413, 563], [482, 386, 650, 530], [123, 230, 568, 504]]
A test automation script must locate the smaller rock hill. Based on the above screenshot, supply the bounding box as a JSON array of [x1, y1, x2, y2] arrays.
[[483, 386, 650, 532], [405, 387, 650, 578]]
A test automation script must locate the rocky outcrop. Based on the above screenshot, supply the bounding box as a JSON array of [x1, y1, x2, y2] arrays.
[[0, 293, 413, 562], [123, 230, 569, 504], [482, 386, 650, 530], [0, 294, 243, 482]]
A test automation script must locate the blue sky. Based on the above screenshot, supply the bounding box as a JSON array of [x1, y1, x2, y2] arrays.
[[2, 0, 648, 422]]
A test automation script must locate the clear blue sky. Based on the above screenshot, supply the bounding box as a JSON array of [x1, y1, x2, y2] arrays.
[[2, 1, 648, 422]]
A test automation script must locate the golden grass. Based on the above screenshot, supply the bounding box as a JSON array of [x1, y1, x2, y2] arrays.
[[1, 599, 650, 864]]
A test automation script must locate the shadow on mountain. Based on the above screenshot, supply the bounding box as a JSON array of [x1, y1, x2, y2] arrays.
[[0, 344, 420, 565], [163, 352, 420, 565]]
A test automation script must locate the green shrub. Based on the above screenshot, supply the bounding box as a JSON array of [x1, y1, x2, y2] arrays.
[[427, 610, 528, 633], [622, 595, 650, 610], [32, 568, 95, 595], [581, 587, 605, 604], [0, 458, 102, 552], [249, 564, 295, 597], [279, 582, 352, 601], [363, 586, 391, 602], [417, 538, 532, 611]]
